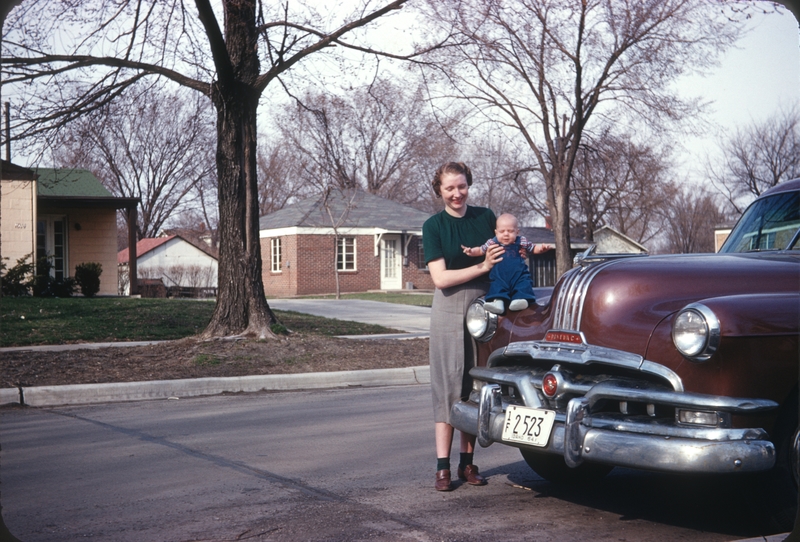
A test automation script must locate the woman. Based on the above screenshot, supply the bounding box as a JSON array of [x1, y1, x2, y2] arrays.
[[422, 162, 504, 491]]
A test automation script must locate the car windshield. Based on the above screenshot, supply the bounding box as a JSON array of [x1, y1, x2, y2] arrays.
[[720, 190, 800, 253]]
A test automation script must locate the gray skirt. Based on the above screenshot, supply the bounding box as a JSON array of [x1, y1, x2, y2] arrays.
[[429, 279, 490, 424]]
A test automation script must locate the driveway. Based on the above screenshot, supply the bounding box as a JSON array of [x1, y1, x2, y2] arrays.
[[268, 298, 431, 336]]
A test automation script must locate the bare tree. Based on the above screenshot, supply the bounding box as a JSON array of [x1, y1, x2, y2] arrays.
[[466, 136, 539, 222], [279, 78, 461, 207], [569, 129, 675, 245], [256, 137, 312, 216], [659, 188, 728, 254], [423, 0, 743, 276], [321, 186, 359, 300], [709, 107, 800, 213], [3, 0, 435, 339], [54, 84, 216, 241]]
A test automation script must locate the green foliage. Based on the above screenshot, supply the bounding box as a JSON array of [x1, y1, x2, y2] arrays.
[[193, 354, 221, 366], [75, 262, 103, 297], [270, 322, 289, 335], [31, 256, 75, 298], [0, 254, 34, 297]]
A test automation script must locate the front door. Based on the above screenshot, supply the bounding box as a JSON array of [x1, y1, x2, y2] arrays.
[[380, 235, 402, 290], [36, 215, 68, 280]]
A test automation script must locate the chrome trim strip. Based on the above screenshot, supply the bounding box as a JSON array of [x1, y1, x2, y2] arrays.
[[491, 340, 684, 392], [582, 380, 778, 414], [552, 261, 616, 331]]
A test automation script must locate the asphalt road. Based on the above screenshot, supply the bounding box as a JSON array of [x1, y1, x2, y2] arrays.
[[0, 385, 779, 542]]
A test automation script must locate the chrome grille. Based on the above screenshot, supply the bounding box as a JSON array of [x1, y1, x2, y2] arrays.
[[552, 261, 618, 331]]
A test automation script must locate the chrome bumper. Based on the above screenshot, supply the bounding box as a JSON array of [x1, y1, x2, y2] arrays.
[[451, 381, 778, 474]]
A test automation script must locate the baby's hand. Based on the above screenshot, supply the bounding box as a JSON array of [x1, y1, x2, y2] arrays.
[[461, 245, 473, 256]]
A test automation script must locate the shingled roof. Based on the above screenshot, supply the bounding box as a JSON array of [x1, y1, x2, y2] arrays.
[[259, 189, 431, 232], [34, 168, 115, 198]]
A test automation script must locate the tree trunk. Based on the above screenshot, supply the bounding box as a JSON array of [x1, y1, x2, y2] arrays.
[[198, 0, 277, 339], [551, 169, 573, 277], [202, 89, 277, 339]]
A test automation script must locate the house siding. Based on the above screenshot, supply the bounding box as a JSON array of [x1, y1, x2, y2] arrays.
[[261, 233, 433, 297], [1, 179, 37, 267], [137, 238, 218, 289], [41, 206, 119, 296]]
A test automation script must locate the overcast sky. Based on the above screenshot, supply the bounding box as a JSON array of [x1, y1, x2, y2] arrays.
[[674, 7, 799, 185]]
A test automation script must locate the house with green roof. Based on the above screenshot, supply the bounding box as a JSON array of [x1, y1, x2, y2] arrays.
[[1, 161, 139, 295], [259, 188, 434, 296]]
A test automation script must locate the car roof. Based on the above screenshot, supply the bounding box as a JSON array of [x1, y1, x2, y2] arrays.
[[761, 178, 800, 197]]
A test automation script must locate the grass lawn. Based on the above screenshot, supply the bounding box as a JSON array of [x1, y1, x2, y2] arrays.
[[0, 297, 400, 347]]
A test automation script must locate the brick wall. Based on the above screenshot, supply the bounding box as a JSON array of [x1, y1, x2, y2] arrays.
[[262, 233, 434, 297]]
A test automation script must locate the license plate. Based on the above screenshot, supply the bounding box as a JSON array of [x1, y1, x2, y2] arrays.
[[502, 405, 556, 447]]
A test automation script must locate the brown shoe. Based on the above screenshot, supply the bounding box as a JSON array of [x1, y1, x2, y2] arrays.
[[457, 464, 487, 486], [435, 469, 453, 491]]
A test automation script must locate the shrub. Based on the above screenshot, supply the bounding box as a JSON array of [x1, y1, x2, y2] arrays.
[[75, 262, 103, 297], [32, 256, 75, 298], [0, 254, 34, 297]]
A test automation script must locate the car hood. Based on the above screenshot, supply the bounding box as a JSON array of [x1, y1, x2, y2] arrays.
[[571, 252, 799, 352]]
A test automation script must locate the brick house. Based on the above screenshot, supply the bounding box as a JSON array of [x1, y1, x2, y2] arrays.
[[259, 189, 435, 297], [1, 161, 139, 295]]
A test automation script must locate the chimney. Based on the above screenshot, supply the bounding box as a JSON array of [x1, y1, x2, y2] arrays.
[[545, 215, 552, 230]]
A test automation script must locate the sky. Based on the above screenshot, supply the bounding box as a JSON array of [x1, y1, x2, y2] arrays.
[[673, 7, 799, 185], [7, 1, 799, 182]]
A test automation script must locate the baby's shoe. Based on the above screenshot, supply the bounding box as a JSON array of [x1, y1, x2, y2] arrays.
[[509, 299, 529, 311], [484, 299, 505, 314]]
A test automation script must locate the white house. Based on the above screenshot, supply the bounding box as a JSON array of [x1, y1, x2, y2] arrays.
[[118, 234, 218, 297]]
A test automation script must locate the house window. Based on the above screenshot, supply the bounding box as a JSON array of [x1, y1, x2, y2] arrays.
[[337, 237, 356, 271], [417, 241, 427, 270], [271, 238, 282, 272]]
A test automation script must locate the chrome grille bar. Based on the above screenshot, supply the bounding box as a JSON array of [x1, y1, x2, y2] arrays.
[[553, 261, 618, 331]]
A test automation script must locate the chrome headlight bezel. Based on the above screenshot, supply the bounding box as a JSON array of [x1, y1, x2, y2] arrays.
[[466, 299, 498, 343], [671, 303, 720, 362]]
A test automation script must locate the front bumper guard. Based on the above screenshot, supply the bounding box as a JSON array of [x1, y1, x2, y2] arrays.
[[452, 380, 778, 474]]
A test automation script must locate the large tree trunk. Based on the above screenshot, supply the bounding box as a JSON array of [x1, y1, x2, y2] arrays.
[[201, 0, 276, 339], [202, 89, 277, 339]]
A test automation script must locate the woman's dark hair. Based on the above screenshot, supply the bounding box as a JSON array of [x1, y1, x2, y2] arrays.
[[432, 162, 473, 198]]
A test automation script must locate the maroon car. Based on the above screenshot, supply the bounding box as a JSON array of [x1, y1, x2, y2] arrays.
[[456, 179, 800, 530]]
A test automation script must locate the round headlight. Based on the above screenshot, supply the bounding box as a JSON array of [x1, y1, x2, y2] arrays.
[[671, 303, 720, 361], [466, 300, 497, 343]]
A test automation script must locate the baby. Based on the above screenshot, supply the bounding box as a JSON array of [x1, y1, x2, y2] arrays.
[[462, 213, 554, 314]]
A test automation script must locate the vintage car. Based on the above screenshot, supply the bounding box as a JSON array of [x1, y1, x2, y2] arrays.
[[455, 178, 800, 531]]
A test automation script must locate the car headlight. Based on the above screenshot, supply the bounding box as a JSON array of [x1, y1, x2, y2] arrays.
[[466, 300, 497, 343], [672, 303, 720, 362]]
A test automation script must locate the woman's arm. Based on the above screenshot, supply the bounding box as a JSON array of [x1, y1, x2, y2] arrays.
[[428, 244, 504, 290]]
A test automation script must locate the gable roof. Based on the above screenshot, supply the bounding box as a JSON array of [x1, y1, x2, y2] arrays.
[[118, 234, 219, 264], [118, 236, 174, 264], [593, 225, 648, 253], [1, 160, 36, 181], [34, 168, 115, 197], [259, 189, 432, 232]]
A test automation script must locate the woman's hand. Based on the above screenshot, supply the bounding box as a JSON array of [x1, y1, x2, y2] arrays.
[[480, 243, 504, 272]]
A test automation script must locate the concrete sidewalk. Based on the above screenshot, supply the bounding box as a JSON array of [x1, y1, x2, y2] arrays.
[[0, 299, 433, 407]]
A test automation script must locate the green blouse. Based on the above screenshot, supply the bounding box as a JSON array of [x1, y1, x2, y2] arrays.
[[422, 206, 496, 270]]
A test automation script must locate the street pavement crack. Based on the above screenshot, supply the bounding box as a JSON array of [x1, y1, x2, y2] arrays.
[[46, 408, 433, 536]]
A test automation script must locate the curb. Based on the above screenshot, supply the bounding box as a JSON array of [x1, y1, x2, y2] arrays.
[[0, 365, 431, 407]]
